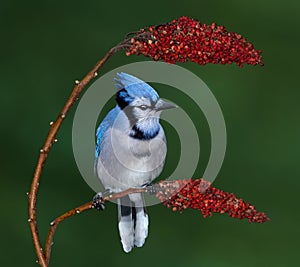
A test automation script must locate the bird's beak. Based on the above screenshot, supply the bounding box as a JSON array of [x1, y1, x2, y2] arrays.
[[155, 99, 178, 111]]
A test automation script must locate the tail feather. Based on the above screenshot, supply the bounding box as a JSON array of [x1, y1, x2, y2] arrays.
[[133, 206, 148, 247], [118, 194, 149, 253], [118, 196, 134, 253]]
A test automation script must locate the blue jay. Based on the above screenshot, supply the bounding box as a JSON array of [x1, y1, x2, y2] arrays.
[[94, 72, 176, 253]]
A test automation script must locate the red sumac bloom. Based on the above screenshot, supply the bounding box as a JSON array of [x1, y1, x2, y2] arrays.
[[156, 179, 269, 223], [126, 16, 263, 67]]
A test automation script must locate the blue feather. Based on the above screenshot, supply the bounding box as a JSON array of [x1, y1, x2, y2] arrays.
[[95, 106, 120, 159]]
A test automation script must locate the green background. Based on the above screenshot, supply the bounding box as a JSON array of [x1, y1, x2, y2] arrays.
[[1, 0, 299, 266]]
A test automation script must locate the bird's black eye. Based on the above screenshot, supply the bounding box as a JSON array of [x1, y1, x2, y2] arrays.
[[138, 105, 148, 110]]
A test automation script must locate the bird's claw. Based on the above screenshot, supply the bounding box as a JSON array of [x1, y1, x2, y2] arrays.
[[92, 192, 106, 211]]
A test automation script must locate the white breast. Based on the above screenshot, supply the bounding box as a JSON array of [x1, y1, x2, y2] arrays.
[[96, 124, 167, 191]]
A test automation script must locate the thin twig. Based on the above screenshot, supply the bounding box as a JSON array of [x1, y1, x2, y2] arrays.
[[45, 202, 93, 265], [27, 46, 123, 267], [44, 187, 147, 265]]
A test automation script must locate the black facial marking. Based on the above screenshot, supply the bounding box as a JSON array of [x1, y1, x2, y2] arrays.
[[116, 89, 131, 110], [150, 100, 156, 108], [130, 125, 160, 140]]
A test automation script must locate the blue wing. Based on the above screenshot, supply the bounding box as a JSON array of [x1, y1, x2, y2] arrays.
[[95, 106, 119, 159]]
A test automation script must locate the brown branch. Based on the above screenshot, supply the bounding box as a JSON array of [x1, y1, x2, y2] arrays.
[[43, 178, 269, 265], [44, 188, 147, 265], [27, 45, 125, 267], [44, 202, 93, 265]]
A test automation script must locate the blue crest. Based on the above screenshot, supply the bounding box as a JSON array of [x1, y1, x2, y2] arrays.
[[115, 73, 159, 108]]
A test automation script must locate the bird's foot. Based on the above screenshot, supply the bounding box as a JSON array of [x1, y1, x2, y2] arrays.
[[92, 190, 111, 211], [142, 182, 157, 195]]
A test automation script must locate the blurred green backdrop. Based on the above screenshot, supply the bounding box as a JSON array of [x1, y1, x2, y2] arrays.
[[1, 0, 300, 266]]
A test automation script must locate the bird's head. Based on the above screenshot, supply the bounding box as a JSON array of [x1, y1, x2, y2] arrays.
[[115, 72, 177, 139]]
